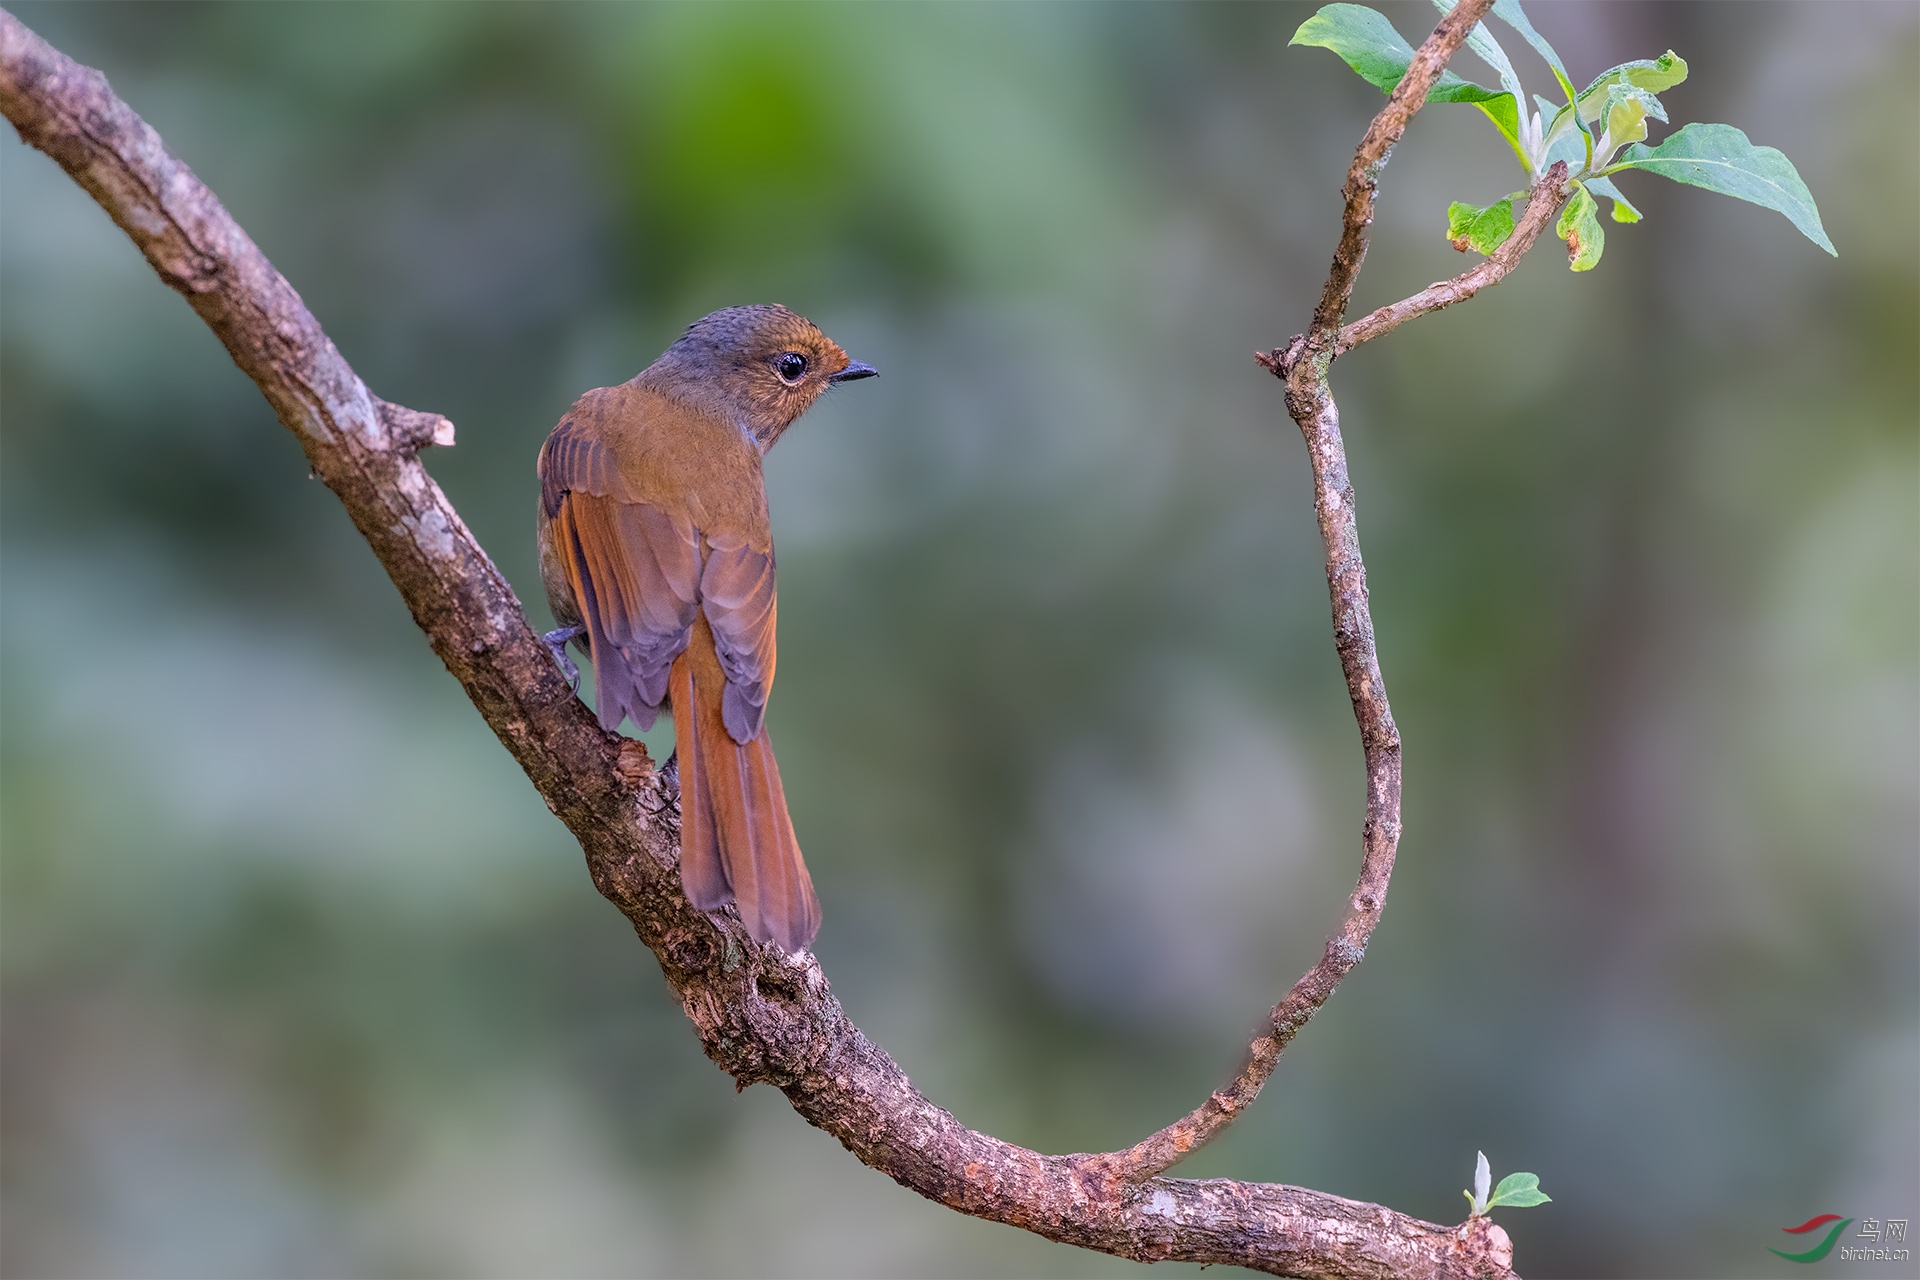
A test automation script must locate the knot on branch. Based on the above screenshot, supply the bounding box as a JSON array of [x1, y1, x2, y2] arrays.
[[1454, 1215, 1516, 1276], [688, 948, 839, 1091], [1254, 333, 1312, 381], [661, 927, 716, 974], [160, 247, 226, 294], [375, 397, 456, 452], [616, 739, 656, 786]]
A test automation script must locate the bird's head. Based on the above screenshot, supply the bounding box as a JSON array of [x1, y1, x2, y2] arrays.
[[649, 304, 876, 451]]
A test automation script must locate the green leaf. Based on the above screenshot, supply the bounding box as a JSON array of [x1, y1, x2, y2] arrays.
[[1430, 0, 1538, 170], [1472, 97, 1524, 161], [1480, 0, 1591, 171], [1491, 0, 1581, 117], [1576, 51, 1688, 124], [1293, 6, 1525, 166], [1491, 0, 1567, 80], [1613, 122, 1835, 254], [1486, 1171, 1552, 1209], [1584, 175, 1642, 223], [1536, 91, 1604, 173], [1292, 5, 1505, 103], [1538, 114, 1586, 170], [1431, 0, 1524, 106], [1602, 84, 1664, 151], [1541, 52, 1687, 164], [1556, 180, 1604, 270], [1446, 197, 1516, 254]]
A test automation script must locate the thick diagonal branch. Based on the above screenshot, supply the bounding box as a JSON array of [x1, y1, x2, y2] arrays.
[[1, 8, 1515, 1278]]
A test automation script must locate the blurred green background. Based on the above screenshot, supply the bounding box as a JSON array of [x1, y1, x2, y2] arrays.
[[3, 3, 1914, 1276]]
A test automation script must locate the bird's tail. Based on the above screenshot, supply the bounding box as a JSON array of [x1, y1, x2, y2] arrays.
[[670, 635, 820, 954]]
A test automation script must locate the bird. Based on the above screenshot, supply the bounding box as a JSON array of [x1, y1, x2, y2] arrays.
[[535, 304, 876, 954]]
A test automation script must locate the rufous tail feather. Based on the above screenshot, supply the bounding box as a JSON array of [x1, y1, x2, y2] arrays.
[[670, 640, 820, 953]]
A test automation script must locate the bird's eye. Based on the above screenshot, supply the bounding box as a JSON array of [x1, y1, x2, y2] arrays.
[[776, 353, 808, 384]]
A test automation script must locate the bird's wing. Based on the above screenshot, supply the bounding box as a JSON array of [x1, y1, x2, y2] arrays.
[[539, 414, 637, 518], [700, 532, 778, 745], [540, 421, 701, 731]]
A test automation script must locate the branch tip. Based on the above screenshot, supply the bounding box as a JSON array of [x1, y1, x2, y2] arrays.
[[376, 398, 457, 451]]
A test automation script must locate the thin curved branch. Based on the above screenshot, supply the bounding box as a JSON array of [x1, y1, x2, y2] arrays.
[[1, 9, 1516, 1278], [1337, 163, 1572, 354], [1090, 0, 1504, 1188]]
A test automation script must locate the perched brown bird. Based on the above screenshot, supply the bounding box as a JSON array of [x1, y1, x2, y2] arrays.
[[536, 305, 876, 953]]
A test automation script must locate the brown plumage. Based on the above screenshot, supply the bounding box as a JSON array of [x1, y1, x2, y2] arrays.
[[536, 305, 875, 953]]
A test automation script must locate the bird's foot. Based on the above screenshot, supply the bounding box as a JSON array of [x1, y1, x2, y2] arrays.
[[541, 626, 584, 691]]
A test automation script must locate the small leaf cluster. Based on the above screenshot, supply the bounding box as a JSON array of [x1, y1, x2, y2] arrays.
[[1293, 0, 1834, 271], [1464, 1151, 1551, 1217]]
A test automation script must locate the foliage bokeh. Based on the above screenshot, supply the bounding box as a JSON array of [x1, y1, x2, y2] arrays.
[[3, 4, 1914, 1276]]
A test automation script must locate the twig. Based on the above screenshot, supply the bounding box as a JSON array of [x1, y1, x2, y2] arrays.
[[1337, 163, 1571, 353], [1086, 0, 1505, 1188], [1, 8, 1518, 1278]]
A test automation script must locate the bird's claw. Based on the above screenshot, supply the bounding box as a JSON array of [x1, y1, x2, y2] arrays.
[[542, 625, 584, 692]]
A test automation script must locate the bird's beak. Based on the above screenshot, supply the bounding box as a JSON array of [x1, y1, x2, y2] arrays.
[[829, 360, 878, 384]]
